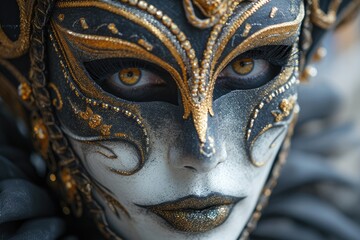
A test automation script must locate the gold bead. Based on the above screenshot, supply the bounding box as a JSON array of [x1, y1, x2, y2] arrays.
[[107, 23, 119, 34], [49, 174, 57, 182], [313, 47, 327, 62], [58, 14, 65, 22], [18, 82, 32, 101], [137, 0, 148, 9], [79, 17, 89, 30], [33, 121, 48, 140], [129, 0, 138, 5], [300, 65, 317, 83]]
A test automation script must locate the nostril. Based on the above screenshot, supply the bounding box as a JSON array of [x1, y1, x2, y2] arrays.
[[184, 166, 197, 171]]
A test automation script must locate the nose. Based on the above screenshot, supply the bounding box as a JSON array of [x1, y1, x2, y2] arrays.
[[169, 138, 227, 173]]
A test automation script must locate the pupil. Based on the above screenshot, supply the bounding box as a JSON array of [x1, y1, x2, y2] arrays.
[[127, 71, 134, 78]]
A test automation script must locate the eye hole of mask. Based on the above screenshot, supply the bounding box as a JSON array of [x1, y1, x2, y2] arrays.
[[214, 45, 295, 98], [84, 59, 179, 105]]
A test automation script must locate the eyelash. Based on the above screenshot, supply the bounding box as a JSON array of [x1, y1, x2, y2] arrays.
[[239, 45, 296, 67], [84, 45, 295, 81], [84, 59, 154, 83]]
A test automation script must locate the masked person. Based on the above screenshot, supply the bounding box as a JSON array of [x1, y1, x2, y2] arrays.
[[0, 0, 359, 239]]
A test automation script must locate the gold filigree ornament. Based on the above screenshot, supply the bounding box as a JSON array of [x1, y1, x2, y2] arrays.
[[311, 0, 342, 29], [0, 0, 35, 59], [183, 0, 230, 28], [59, 168, 83, 217], [32, 118, 49, 158], [48, 83, 64, 110], [69, 100, 113, 137]]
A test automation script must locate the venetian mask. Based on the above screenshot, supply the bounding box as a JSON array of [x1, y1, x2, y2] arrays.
[[0, 0, 357, 239]]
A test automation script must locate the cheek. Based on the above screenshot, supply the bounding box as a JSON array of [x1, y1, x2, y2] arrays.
[[251, 125, 288, 167], [71, 140, 141, 176]]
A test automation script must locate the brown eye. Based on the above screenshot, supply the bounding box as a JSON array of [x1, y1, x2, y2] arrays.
[[119, 68, 141, 85], [84, 59, 179, 105], [231, 58, 254, 75], [217, 58, 279, 91]]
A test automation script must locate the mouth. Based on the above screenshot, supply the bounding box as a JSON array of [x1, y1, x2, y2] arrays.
[[137, 194, 245, 233]]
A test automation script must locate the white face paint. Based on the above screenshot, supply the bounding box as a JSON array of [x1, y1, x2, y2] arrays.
[[69, 113, 289, 239]]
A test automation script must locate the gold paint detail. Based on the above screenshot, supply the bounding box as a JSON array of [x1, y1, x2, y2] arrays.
[[55, 1, 188, 103], [119, 68, 141, 85], [49, 23, 162, 151], [240, 111, 299, 240], [54, 0, 236, 143], [247, 76, 298, 140], [137, 39, 154, 51], [214, 3, 304, 81], [86, 141, 118, 159], [100, 125, 112, 137], [33, 120, 47, 140], [232, 58, 254, 75], [18, 82, 32, 101], [69, 101, 112, 136], [193, 0, 228, 16], [183, 0, 230, 28], [48, 83, 64, 110], [0, 0, 35, 58], [311, 0, 342, 29], [58, 168, 83, 218], [107, 23, 119, 34], [212, 0, 271, 79], [54, 0, 301, 146], [84, 136, 145, 176], [60, 168, 77, 202], [58, 13, 65, 21], [269, 7, 278, 18], [272, 95, 297, 122], [93, 182, 130, 218], [32, 119, 49, 157], [79, 17, 89, 30], [241, 23, 252, 37], [250, 124, 273, 167]]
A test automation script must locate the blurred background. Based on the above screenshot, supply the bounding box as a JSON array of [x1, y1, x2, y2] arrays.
[[313, 14, 360, 182]]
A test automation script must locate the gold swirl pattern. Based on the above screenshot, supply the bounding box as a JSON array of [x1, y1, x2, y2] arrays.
[[0, 0, 35, 59], [54, 0, 304, 147]]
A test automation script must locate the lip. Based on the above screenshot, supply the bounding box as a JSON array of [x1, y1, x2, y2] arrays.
[[137, 194, 245, 233]]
